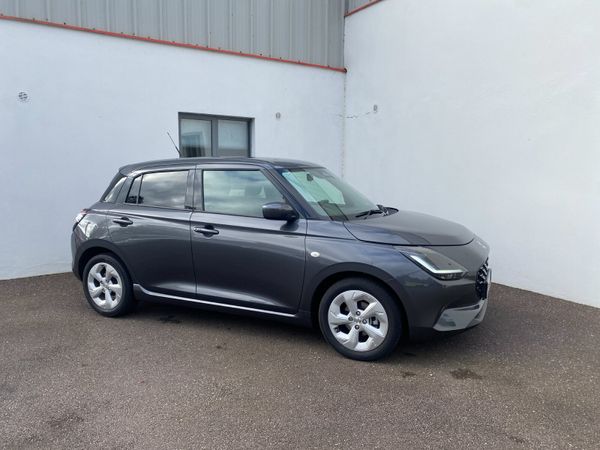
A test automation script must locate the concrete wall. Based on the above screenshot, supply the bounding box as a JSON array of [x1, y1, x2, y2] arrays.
[[344, 0, 600, 307], [0, 20, 345, 279]]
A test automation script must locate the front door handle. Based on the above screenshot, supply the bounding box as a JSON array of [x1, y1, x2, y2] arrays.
[[113, 217, 133, 226], [193, 226, 219, 236]]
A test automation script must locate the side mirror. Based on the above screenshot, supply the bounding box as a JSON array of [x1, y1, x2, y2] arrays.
[[262, 202, 299, 222]]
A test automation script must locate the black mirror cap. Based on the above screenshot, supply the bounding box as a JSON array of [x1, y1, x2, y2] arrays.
[[262, 202, 299, 222]]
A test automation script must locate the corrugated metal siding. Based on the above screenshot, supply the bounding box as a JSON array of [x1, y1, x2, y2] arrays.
[[0, 0, 345, 68], [345, 0, 378, 15]]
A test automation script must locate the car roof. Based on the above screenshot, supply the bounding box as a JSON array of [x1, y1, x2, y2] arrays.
[[119, 156, 321, 175]]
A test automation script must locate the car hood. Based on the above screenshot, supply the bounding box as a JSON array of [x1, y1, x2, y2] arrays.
[[343, 210, 474, 246]]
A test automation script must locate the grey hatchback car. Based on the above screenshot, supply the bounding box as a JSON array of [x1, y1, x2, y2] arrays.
[[72, 157, 491, 361]]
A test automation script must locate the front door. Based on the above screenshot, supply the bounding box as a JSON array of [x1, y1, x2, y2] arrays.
[[108, 169, 196, 297], [190, 166, 307, 313]]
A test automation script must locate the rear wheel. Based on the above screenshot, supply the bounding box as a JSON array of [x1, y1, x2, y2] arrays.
[[82, 254, 134, 317], [318, 278, 402, 361]]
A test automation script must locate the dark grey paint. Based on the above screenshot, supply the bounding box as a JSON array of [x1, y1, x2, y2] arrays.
[[107, 204, 196, 297], [190, 211, 307, 313], [344, 210, 474, 246], [72, 157, 490, 340]]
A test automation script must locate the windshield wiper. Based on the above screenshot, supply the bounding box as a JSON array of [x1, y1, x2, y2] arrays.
[[355, 208, 385, 218]]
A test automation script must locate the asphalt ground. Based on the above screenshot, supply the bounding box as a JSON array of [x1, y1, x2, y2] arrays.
[[1, 273, 599, 449]]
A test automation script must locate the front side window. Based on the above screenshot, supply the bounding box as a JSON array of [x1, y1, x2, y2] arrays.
[[125, 171, 188, 209], [280, 167, 378, 221], [202, 170, 284, 217], [179, 113, 251, 158]]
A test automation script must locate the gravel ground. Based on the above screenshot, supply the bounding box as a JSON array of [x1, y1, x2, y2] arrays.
[[0, 273, 599, 449]]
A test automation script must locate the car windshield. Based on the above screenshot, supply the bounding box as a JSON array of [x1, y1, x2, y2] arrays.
[[279, 167, 379, 221]]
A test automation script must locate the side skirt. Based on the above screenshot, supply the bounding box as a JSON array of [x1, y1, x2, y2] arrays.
[[133, 284, 312, 326]]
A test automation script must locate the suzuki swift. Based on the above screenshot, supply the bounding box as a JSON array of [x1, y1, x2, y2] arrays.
[[72, 157, 491, 361]]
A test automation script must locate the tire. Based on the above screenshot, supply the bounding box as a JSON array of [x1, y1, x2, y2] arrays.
[[318, 278, 403, 361], [82, 254, 134, 317]]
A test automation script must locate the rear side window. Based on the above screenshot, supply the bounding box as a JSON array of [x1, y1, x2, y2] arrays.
[[101, 174, 126, 203], [125, 171, 189, 209], [202, 170, 284, 217]]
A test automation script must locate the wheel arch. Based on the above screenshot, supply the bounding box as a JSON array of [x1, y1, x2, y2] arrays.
[[75, 241, 134, 282], [307, 266, 410, 336]]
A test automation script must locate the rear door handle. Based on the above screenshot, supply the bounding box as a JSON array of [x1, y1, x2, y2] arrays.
[[113, 217, 133, 226], [193, 226, 219, 236]]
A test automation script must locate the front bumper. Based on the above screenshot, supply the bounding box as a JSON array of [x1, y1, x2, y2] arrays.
[[433, 297, 488, 331], [433, 267, 491, 332], [387, 238, 491, 341], [70, 232, 81, 279]]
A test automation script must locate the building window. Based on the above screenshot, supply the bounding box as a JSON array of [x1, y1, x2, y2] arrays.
[[179, 113, 251, 158]]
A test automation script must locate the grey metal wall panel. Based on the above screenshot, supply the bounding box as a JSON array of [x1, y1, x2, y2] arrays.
[[0, 0, 15, 15], [252, 0, 271, 56], [289, 0, 308, 63], [271, 0, 291, 60], [309, 0, 327, 66], [110, 0, 135, 36], [0, 0, 14, 15], [185, 0, 209, 47], [346, 0, 375, 14], [0, 0, 345, 68], [80, 0, 109, 31], [329, 0, 345, 66], [47, 0, 79, 24], [231, 0, 251, 53], [207, 0, 228, 49], [17, 0, 45, 19], [162, 0, 185, 43]]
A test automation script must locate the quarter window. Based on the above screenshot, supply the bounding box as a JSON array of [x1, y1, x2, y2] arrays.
[[125, 171, 188, 209], [202, 170, 284, 217], [102, 174, 126, 203]]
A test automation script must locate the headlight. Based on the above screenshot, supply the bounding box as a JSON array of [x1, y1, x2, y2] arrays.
[[395, 246, 467, 280]]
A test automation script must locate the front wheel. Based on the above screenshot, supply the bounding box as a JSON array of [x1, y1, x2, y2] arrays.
[[318, 278, 403, 361], [82, 254, 134, 317]]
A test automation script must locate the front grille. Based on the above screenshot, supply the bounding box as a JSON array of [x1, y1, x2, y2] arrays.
[[475, 259, 489, 299]]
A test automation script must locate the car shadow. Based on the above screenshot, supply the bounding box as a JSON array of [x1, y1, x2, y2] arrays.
[[123, 282, 596, 368], [134, 300, 323, 345], [132, 298, 497, 364]]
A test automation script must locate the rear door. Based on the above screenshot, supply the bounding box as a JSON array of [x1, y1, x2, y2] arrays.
[[190, 165, 307, 313], [108, 168, 195, 297]]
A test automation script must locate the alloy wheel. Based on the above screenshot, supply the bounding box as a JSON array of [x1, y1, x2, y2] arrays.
[[86, 262, 123, 311], [327, 290, 389, 352]]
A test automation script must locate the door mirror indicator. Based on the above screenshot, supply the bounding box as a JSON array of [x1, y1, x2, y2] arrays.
[[262, 202, 299, 222]]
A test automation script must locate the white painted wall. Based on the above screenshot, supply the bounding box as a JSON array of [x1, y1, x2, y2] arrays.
[[344, 0, 600, 306], [0, 20, 345, 279], [3, 5, 600, 309]]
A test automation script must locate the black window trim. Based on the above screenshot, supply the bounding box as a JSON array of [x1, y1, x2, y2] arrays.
[[178, 112, 253, 158], [121, 168, 194, 212]]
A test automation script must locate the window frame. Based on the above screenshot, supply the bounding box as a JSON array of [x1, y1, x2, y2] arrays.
[[194, 166, 301, 219], [178, 112, 252, 158], [121, 169, 194, 211]]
